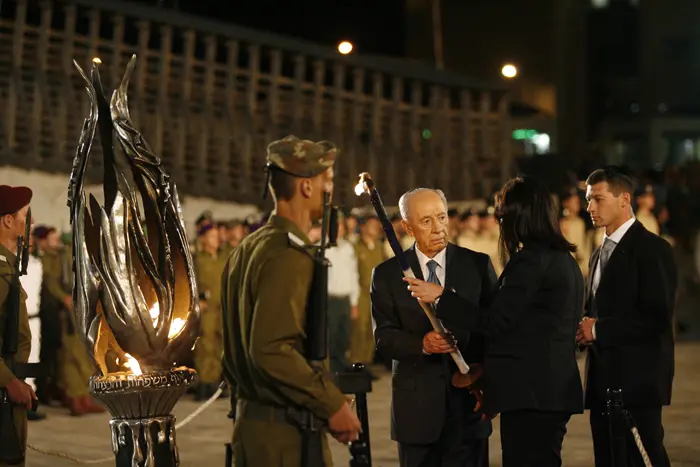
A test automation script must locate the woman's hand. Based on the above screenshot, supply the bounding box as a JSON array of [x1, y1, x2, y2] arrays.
[[403, 277, 444, 303]]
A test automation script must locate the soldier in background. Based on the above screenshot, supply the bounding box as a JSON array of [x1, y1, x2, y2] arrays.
[[636, 184, 660, 235], [39, 226, 103, 416], [383, 213, 413, 258], [560, 188, 591, 276], [447, 208, 460, 243], [190, 210, 214, 254], [349, 216, 384, 371], [220, 219, 247, 257], [193, 223, 227, 400], [345, 213, 359, 244], [221, 135, 360, 466], [456, 209, 481, 251]]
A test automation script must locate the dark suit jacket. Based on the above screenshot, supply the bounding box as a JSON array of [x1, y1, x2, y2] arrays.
[[584, 221, 677, 409], [371, 243, 496, 445], [436, 243, 585, 416]]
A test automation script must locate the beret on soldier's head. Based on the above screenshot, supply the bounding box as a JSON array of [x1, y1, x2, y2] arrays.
[[197, 223, 215, 237], [33, 225, 54, 240], [195, 211, 213, 226], [0, 185, 32, 216], [266, 135, 337, 178]]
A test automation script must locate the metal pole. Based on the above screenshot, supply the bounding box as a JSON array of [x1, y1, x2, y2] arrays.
[[607, 388, 628, 467], [431, 0, 444, 70]]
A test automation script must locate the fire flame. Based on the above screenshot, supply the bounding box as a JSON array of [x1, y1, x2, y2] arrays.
[[119, 304, 187, 375]]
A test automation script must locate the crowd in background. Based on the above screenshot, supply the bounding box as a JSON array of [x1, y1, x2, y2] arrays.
[[24, 164, 700, 422]]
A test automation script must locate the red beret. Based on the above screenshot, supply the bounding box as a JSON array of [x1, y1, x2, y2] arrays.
[[0, 185, 32, 215], [198, 223, 215, 237], [33, 225, 54, 240]]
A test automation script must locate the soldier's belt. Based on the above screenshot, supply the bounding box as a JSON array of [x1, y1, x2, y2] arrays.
[[236, 400, 325, 431], [10, 362, 45, 379]]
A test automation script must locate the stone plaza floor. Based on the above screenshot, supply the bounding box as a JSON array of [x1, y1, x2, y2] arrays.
[[25, 342, 700, 466]]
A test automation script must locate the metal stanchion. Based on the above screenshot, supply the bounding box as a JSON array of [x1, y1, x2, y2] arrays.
[[607, 388, 629, 466]]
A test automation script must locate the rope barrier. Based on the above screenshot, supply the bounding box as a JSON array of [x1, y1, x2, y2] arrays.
[[27, 386, 224, 464], [623, 410, 653, 467]]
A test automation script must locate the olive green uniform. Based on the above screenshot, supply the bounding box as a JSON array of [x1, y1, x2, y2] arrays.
[[42, 249, 94, 400], [0, 244, 31, 467], [349, 240, 384, 364], [222, 214, 346, 466], [194, 251, 227, 385]]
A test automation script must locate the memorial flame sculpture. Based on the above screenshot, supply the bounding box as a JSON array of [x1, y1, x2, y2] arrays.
[[67, 55, 200, 467]]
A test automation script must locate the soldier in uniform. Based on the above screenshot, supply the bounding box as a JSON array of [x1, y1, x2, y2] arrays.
[[350, 216, 385, 368], [456, 209, 481, 251], [221, 135, 361, 467], [0, 185, 38, 467], [38, 226, 104, 416], [474, 207, 503, 276], [220, 219, 247, 257], [193, 223, 227, 400]]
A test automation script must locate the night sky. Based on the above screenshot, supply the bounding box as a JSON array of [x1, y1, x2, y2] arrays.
[[139, 0, 555, 84]]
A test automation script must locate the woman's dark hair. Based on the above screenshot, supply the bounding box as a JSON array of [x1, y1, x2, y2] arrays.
[[495, 176, 577, 261]]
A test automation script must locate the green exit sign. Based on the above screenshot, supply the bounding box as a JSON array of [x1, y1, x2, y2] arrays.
[[512, 129, 538, 140]]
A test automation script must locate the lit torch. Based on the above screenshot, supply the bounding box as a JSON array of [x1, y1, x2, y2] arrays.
[[68, 55, 199, 467], [354, 173, 469, 374]]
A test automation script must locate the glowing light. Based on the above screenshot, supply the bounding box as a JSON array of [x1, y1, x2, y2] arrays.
[[354, 182, 366, 197], [149, 302, 185, 339], [92, 57, 102, 64], [338, 41, 354, 55], [501, 64, 517, 79], [122, 353, 142, 376]]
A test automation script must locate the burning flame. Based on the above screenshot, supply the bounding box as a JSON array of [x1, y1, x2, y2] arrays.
[[148, 303, 186, 339], [355, 172, 372, 197], [121, 353, 142, 376], [354, 181, 366, 197], [119, 304, 187, 375]]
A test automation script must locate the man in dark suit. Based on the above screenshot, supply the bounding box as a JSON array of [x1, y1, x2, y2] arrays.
[[579, 168, 677, 467], [371, 188, 496, 467]]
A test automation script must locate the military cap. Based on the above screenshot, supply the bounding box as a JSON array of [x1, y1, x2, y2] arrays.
[[33, 225, 54, 240], [195, 210, 213, 226], [266, 135, 337, 178], [0, 185, 32, 215], [197, 223, 215, 237], [225, 219, 244, 229]]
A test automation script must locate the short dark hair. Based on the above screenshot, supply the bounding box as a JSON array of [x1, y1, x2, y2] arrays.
[[586, 167, 635, 196], [496, 176, 576, 261], [268, 167, 297, 201]]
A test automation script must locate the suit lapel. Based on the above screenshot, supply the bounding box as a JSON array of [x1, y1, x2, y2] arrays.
[[585, 247, 600, 314], [596, 221, 640, 298]]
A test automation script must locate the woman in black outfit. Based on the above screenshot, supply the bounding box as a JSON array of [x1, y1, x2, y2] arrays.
[[405, 176, 584, 467]]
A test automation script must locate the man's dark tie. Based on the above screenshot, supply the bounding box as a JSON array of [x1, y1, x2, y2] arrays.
[[427, 259, 441, 286]]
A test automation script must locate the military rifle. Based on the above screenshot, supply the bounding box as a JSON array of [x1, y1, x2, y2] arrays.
[[0, 207, 32, 464]]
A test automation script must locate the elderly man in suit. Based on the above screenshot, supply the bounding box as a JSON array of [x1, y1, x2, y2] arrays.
[[370, 188, 496, 467], [579, 167, 677, 467]]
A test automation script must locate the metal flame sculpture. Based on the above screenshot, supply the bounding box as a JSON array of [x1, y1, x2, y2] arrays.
[[68, 55, 200, 467]]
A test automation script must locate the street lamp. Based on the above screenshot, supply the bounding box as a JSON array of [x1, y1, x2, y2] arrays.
[[338, 41, 354, 55], [501, 64, 517, 79]]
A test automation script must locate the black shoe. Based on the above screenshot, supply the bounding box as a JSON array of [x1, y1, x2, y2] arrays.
[[27, 410, 47, 421]]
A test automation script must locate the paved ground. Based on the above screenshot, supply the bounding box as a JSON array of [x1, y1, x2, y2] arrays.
[[26, 343, 700, 466]]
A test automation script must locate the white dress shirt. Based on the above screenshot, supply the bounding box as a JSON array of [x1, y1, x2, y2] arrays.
[[591, 216, 635, 340], [326, 238, 361, 306], [415, 246, 447, 285]]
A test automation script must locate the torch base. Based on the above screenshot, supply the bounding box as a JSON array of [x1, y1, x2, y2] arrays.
[[110, 415, 179, 467], [90, 368, 197, 467]]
